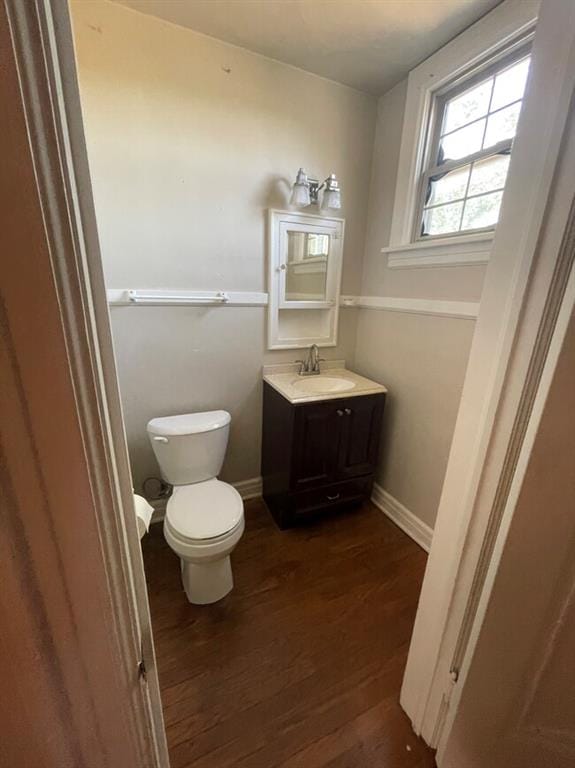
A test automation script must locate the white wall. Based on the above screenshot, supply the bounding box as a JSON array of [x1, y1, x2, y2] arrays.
[[71, 0, 375, 491], [353, 80, 484, 529]]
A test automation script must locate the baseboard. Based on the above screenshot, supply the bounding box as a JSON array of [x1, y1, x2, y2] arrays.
[[149, 497, 167, 525], [371, 483, 433, 552], [232, 476, 263, 500], [147, 476, 263, 525]]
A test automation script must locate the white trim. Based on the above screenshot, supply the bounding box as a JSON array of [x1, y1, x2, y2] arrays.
[[7, 0, 169, 762], [438, 256, 575, 763], [149, 477, 264, 525], [149, 498, 168, 525], [389, 0, 539, 248], [371, 484, 433, 552], [340, 296, 479, 319], [267, 209, 344, 350], [401, 0, 575, 753], [233, 476, 263, 500], [107, 288, 268, 307], [107, 290, 478, 319], [383, 232, 492, 269]]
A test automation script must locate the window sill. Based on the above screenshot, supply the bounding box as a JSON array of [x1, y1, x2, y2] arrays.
[[382, 232, 493, 269]]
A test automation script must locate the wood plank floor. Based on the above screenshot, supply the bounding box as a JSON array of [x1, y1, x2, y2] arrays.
[[143, 499, 436, 768]]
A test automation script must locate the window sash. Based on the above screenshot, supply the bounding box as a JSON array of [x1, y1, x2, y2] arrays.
[[414, 41, 531, 241]]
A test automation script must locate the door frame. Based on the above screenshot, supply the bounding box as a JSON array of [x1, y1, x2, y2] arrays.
[[401, 0, 575, 752], [7, 0, 575, 762], [4, 0, 169, 764]]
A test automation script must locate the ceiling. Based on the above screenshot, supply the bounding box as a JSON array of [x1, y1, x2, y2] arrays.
[[112, 0, 501, 95]]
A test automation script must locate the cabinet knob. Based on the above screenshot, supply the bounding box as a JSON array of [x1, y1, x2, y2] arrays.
[[344, 408, 352, 416], [336, 409, 344, 416]]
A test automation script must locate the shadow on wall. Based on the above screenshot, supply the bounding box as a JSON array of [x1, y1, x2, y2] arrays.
[[254, 175, 292, 286], [259, 174, 292, 210]]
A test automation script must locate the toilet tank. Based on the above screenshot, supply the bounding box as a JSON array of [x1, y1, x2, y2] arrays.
[[147, 411, 231, 486]]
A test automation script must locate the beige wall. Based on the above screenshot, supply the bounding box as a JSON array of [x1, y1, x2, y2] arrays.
[[71, 0, 374, 491], [74, 1, 485, 526], [354, 311, 475, 528], [353, 79, 484, 528], [110, 306, 358, 489]]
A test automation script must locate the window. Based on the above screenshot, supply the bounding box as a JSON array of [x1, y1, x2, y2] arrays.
[[417, 47, 531, 239]]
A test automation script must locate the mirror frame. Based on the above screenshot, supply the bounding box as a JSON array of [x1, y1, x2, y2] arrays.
[[267, 209, 345, 350]]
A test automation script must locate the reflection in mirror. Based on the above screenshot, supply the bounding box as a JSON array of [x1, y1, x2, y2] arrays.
[[285, 231, 329, 301]]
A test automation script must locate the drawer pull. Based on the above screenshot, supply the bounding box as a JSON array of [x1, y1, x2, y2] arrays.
[[336, 410, 344, 416], [326, 493, 340, 501], [344, 408, 352, 415]]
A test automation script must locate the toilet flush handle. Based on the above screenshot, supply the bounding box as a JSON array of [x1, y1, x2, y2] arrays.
[[153, 436, 169, 444]]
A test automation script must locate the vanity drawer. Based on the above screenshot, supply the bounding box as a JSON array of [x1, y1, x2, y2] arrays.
[[290, 475, 373, 516]]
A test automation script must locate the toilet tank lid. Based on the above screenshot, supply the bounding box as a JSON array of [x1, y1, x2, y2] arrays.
[[147, 410, 231, 436]]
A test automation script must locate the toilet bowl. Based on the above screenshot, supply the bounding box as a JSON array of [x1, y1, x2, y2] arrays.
[[164, 479, 244, 603], [147, 410, 244, 605]]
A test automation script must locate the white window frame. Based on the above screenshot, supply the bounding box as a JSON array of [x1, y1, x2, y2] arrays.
[[414, 42, 532, 241], [384, 0, 538, 268]]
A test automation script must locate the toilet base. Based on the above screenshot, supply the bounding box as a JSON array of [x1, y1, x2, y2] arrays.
[[181, 556, 234, 605]]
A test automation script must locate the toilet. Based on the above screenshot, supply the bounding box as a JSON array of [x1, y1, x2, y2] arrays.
[[147, 410, 244, 605]]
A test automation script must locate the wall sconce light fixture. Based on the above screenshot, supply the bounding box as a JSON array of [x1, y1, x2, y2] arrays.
[[289, 168, 342, 211]]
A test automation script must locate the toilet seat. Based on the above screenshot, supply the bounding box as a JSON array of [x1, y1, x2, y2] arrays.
[[165, 479, 243, 542]]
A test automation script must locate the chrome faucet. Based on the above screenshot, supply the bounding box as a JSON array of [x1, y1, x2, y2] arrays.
[[295, 344, 324, 376]]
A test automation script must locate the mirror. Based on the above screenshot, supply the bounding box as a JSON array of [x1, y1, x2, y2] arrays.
[[285, 231, 330, 301]]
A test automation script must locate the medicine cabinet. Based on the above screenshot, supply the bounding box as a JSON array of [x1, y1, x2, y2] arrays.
[[267, 209, 344, 350]]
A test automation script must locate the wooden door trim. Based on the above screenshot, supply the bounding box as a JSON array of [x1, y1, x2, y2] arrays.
[[3, 0, 169, 764]]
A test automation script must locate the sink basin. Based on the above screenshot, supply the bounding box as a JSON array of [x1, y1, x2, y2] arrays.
[[292, 376, 356, 395]]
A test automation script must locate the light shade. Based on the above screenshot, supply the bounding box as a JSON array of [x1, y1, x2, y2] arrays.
[[321, 188, 341, 210], [321, 173, 342, 210], [290, 168, 311, 207]]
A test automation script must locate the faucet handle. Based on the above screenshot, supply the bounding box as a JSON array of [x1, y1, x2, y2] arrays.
[[294, 359, 307, 374]]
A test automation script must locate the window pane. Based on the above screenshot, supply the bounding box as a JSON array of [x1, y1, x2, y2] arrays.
[[483, 102, 521, 148], [422, 201, 463, 236], [442, 79, 493, 134], [491, 57, 530, 111], [461, 191, 503, 230], [440, 119, 485, 163], [468, 154, 510, 196], [427, 165, 470, 206]]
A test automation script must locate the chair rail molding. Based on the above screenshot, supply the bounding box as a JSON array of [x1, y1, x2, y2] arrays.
[[340, 295, 479, 319], [108, 291, 479, 320]]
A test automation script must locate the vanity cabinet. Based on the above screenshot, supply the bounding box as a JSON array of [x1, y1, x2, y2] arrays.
[[262, 382, 385, 528]]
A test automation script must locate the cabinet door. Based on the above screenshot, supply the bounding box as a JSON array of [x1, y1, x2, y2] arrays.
[[291, 403, 341, 490], [337, 395, 385, 480]]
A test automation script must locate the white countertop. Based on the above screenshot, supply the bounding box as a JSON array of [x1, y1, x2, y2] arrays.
[[263, 367, 387, 404]]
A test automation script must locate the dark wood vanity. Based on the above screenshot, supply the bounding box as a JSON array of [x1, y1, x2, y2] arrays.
[[262, 381, 385, 528]]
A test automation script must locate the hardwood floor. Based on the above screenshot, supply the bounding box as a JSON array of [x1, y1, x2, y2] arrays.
[[143, 499, 436, 768]]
